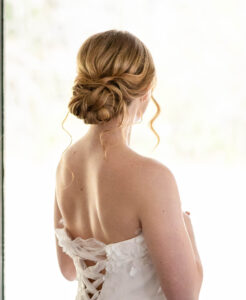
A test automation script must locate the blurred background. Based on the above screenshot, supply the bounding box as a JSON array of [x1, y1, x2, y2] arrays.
[[4, 0, 246, 299]]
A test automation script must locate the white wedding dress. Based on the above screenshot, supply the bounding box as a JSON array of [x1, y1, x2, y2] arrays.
[[55, 218, 167, 300]]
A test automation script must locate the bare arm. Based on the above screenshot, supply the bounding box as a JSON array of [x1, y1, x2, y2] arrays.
[[137, 162, 203, 300], [54, 161, 76, 281], [183, 212, 203, 285]]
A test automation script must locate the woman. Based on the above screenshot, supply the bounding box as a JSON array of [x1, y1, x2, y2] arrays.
[[54, 29, 203, 300]]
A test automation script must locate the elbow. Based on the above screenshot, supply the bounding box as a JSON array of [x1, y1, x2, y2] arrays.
[[197, 262, 203, 280], [189, 263, 203, 300], [61, 268, 77, 281], [60, 264, 77, 281], [194, 263, 204, 298], [160, 266, 204, 300]]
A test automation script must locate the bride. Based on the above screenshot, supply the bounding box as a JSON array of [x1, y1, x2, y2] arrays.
[[54, 29, 203, 300]]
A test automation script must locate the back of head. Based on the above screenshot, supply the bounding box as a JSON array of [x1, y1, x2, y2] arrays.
[[68, 29, 157, 125], [62, 30, 161, 184]]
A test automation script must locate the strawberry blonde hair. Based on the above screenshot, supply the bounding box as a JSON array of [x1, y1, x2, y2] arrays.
[[61, 29, 161, 170]]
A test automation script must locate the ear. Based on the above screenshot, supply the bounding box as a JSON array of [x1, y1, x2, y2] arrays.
[[143, 89, 152, 102], [140, 92, 148, 102]]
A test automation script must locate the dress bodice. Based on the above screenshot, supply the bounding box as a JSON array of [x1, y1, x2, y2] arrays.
[[55, 218, 167, 300]]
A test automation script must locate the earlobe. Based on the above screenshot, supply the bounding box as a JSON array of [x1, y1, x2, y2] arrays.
[[142, 89, 151, 102], [140, 95, 147, 102]]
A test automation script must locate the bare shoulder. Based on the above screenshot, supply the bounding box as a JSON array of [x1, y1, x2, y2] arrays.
[[132, 155, 182, 227], [55, 143, 79, 182], [132, 155, 178, 194], [124, 153, 180, 211], [144, 157, 179, 198], [141, 156, 175, 178], [56, 140, 81, 167]]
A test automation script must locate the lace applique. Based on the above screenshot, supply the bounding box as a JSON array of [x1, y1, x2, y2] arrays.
[[105, 234, 151, 275], [55, 218, 152, 299]]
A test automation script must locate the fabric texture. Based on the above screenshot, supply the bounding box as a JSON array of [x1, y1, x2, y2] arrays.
[[55, 218, 167, 300]]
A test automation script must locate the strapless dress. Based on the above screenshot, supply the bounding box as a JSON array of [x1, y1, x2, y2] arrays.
[[55, 218, 167, 300]]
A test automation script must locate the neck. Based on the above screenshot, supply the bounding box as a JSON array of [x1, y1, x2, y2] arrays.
[[86, 118, 133, 148]]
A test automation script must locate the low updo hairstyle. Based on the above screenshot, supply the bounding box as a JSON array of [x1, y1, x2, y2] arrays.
[[62, 29, 161, 160]]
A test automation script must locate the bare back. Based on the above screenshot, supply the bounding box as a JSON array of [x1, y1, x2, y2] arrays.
[[55, 136, 146, 245], [55, 135, 203, 298]]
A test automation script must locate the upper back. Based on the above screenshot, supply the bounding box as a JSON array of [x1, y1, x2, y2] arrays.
[[55, 135, 202, 299], [55, 136, 148, 244]]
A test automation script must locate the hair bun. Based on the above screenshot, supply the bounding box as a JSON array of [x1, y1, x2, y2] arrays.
[[67, 29, 157, 128], [64, 30, 160, 159], [68, 76, 124, 124]]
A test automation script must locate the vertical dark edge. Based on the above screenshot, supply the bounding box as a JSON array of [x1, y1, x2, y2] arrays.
[[0, 0, 4, 299]]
